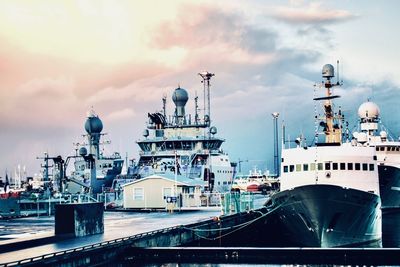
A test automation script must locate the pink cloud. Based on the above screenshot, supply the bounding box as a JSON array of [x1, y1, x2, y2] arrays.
[[272, 4, 356, 24]]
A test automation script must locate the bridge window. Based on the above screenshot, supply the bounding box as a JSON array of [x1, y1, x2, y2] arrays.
[[310, 163, 316, 171], [369, 164, 375, 171], [289, 165, 294, 172], [362, 163, 368, 171], [347, 163, 353, 170], [296, 164, 301, 172], [325, 162, 331, 170], [355, 163, 361, 171], [317, 163, 323, 170], [332, 163, 338, 170], [283, 166, 288, 173], [303, 164, 309, 171], [340, 163, 346, 170]]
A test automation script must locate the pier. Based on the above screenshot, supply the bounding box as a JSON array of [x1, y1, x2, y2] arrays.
[[1, 206, 400, 266], [0, 209, 261, 266]]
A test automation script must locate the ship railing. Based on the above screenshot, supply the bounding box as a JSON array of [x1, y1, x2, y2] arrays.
[[178, 192, 223, 209]]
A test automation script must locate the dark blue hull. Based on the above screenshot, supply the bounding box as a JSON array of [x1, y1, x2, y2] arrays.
[[266, 184, 381, 247], [91, 166, 123, 194], [378, 165, 400, 247]]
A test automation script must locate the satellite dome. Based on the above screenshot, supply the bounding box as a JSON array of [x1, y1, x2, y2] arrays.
[[322, 64, 335, 78], [172, 87, 189, 107], [79, 147, 88, 156], [358, 102, 380, 119], [210, 126, 217, 135], [85, 115, 103, 134]]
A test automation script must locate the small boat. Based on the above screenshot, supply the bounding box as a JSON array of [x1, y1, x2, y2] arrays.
[[232, 167, 279, 193]]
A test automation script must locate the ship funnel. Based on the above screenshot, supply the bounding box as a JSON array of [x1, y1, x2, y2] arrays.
[[172, 87, 189, 119]]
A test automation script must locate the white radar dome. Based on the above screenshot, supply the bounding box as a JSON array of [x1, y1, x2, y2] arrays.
[[358, 102, 380, 119]]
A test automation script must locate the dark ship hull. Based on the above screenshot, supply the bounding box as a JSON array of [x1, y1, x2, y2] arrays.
[[378, 165, 400, 247], [265, 184, 381, 247], [91, 165, 123, 194]]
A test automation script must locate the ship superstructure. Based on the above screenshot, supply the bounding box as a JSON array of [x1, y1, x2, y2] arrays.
[[265, 64, 382, 247], [354, 101, 400, 247], [128, 72, 233, 192], [67, 110, 123, 195]]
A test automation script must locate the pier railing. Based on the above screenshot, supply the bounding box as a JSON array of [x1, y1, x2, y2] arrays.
[[0, 208, 267, 267], [0, 225, 181, 267]]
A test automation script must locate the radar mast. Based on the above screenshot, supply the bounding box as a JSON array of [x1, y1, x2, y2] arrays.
[[314, 63, 343, 144]]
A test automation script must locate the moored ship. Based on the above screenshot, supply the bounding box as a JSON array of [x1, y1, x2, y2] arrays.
[[67, 110, 124, 195], [231, 167, 279, 193], [264, 64, 382, 247], [125, 72, 234, 192], [354, 101, 400, 247]]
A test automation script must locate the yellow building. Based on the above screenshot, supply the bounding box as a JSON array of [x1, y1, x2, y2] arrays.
[[122, 175, 203, 209]]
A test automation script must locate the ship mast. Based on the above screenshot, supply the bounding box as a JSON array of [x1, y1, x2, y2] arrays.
[[198, 71, 215, 127], [314, 63, 343, 144]]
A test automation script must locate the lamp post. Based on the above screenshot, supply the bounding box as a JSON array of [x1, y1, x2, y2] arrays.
[[272, 112, 280, 177]]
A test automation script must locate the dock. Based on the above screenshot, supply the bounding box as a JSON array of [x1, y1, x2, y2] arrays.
[[0, 209, 261, 266]]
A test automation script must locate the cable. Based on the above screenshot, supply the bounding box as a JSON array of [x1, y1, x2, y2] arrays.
[[182, 201, 285, 241]]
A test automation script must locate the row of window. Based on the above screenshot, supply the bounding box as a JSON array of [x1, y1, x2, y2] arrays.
[[132, 187, 196, 201], [217, 181, 232, 185], [283, 162, 375, 173], [216, 170, 234, 174], [138, 140, 223, 152], [377, 146, 400, 152]]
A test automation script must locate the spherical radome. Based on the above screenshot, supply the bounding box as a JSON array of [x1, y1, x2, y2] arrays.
[[85, 115, 103, 134], [172, 87, 189, 106], [358, 102, 380, 119], [79, 147, 88, 156]]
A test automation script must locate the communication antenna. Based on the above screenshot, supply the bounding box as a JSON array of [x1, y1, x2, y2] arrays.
[[198, 71, 215, 125], [194, 92, 199, 125], [162, 93, 167, 118]]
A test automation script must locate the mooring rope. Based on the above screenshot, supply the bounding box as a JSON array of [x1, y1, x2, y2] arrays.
[[181, 201, 284, 241]]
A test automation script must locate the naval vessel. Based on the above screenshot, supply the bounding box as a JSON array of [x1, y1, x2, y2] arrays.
[[123, 72, 234, 192], [67, 110, 123, 195], [265, 64, 382, 247]]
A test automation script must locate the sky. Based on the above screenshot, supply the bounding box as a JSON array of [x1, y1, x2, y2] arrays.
[[1, 0, 400, 178]]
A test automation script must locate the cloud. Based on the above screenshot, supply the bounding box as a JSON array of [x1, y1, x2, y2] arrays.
[[104, 108, 136, 122], [272, 3, 357, 25], [0, 1, 370, 176], [149, 3, 279, 68]]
